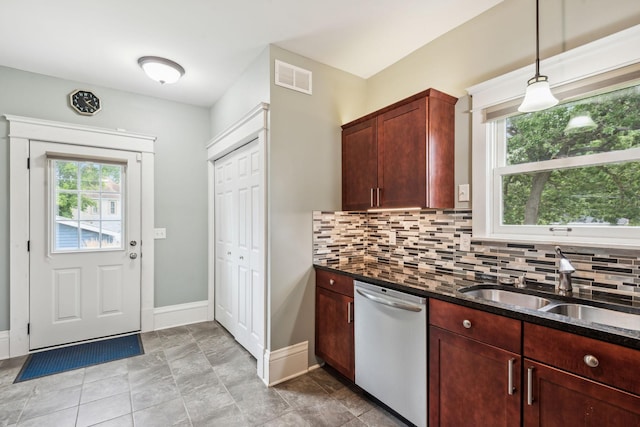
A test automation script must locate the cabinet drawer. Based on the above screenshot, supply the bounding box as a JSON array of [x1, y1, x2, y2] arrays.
[[429, 299, 521, 353], [316, 269, 354, 297], [524, 323, 640, 395]]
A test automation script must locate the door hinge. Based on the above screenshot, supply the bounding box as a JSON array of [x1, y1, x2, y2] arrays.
[[27, 240, 30, 252], [27, 157, 30, 169], [27, 323, 30, 335]]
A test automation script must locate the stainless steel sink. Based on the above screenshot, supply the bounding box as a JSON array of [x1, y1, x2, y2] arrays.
[[541, 303, 640, 332], [461, 288, 553, 310]]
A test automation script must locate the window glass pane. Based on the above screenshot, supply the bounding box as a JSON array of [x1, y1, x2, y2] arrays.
[[506, 84, 640, 165], [502, 162, 640, 226], [55, 161, 78, 190], [52, 159, 124, 252], [80, 162, 100, 190]]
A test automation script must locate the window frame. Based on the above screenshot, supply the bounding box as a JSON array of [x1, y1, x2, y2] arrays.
[[468, 24, 640, 247]]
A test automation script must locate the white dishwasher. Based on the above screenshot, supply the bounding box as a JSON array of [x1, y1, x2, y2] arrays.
[[354, 280, 427, 427]]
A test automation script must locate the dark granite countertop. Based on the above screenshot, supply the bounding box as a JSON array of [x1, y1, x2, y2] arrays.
[[314, 261, 640, 351]]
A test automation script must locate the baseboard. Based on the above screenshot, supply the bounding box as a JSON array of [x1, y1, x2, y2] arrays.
[[263, 341, 309, 386], [153, 300, 209, 331], [0, 330, 9, 360]]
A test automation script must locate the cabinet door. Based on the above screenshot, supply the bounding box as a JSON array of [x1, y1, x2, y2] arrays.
[[342, 118, 377, 210], [524, 359, 640, 427], [377, 98, 427, 208], [315, 287, 355, 380], [429, 326, 521, 427]]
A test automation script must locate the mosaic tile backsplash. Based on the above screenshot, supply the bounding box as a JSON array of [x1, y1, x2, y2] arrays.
[[313, 209, 640, 302]]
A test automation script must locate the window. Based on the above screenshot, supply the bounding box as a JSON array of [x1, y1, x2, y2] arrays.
[[51, 159, 124, 251], [469, 25, 640, 247]]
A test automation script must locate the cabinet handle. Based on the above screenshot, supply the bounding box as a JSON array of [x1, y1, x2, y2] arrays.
[[584, 354, 599, 368], [347, 301, 353, 324], [508, 358, 515, 395], [329, 279, 335, 286], [376, 188, 381, 207], [370, 188, 374, 207], [462, 319, 472, 329], [527, 366, 535, 405]]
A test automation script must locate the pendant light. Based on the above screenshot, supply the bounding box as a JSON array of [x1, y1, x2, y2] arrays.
[[138, 56, 185, 84], [518, 0, 559, 113], [564, 112, 597, 133]]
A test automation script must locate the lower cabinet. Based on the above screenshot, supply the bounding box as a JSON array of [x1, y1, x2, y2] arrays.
[[429, 299, 521, 426], [429, 299, 640, 427], [315, 269, 355, 381], [523, 322, 640, 426], [523, 359, 640, 426]]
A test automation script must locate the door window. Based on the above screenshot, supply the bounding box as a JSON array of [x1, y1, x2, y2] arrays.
[[51, 158, 125, 252]]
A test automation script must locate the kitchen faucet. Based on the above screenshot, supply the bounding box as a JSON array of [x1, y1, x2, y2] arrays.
[[555, 246, 575, 293]]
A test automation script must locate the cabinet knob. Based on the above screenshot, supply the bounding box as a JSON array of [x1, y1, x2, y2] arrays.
[[329, 279, 335, 285], [462, 319, 472, 329], [583, 354, 599, 368]]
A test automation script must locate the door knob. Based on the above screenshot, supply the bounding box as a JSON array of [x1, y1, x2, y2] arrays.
[[130, 241, 137, 247], [129, 253, 138, 259]]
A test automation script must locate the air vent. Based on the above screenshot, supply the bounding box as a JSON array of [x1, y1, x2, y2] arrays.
[[275, 60, 312, 95]]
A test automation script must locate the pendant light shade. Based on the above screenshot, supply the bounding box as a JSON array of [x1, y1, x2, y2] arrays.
[[519, 75, 559, 112], [517, 0, 558, 113], [138, 56, 185, 84], [564, 113, 597, 133]]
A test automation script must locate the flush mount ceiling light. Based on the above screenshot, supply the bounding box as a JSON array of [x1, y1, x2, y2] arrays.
[[138, 56, 185, 84], [518, 0, 559, 113]]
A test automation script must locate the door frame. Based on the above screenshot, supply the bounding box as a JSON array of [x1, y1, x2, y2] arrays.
[[7, 115, 156, 357], [206, 103, 269, 382]]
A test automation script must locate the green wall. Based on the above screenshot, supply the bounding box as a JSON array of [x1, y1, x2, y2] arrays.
[[0, 66, 210, 330]]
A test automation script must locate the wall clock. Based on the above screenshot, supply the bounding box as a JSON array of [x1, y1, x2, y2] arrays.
[[69, 89, 101, 116]]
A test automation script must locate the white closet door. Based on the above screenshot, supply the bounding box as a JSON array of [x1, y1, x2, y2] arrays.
[[214, 157, 236, 334], [214, 139, 264, 359]]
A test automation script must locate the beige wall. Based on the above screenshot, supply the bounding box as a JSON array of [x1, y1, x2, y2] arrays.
[[363, 0, 640, 208], [365, 0, 640, 113], [268, 45, 366, 364]]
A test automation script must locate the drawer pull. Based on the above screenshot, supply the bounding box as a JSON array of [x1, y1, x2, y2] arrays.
[[462, 319, 472, 329], [329, 279, 335, 285], [507, 358, 515, 395], [584, 354, 599, 368], [347, 301, 353, 324]]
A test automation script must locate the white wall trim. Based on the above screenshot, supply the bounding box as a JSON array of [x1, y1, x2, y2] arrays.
[[262, 341, 309, 386], [0, 331, 9, 360], [153, 300, 209, 331], [6, 115, 156, 357]]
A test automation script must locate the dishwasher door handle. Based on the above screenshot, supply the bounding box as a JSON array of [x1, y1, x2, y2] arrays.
[[356, 288, 423, 312]]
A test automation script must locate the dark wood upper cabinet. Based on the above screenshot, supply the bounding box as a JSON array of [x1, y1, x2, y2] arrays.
[[342, 89, 457, 210]]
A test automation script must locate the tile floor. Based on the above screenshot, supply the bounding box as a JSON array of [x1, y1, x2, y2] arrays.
[[0, 321, 408, 426]]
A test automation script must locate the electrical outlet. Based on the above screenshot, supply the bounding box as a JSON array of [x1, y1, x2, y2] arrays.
[[458, 184, 470, 202], [460, 233, 471, 252], [389, 230, 397, 245], [154, 228, 167, 239]]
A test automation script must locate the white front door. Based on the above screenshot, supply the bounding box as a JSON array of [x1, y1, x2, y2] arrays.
[[214, 139, 264, 359], [29, 141, 142, 349]]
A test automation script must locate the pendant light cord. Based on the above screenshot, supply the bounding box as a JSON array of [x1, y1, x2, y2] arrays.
[[535, 0, 541, 78]]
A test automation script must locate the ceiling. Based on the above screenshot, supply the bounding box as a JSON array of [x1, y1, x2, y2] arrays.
[[0, 0, 502, 107]]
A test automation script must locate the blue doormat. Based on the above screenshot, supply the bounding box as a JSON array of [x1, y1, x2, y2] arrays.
[[15, 334, 143, 382]]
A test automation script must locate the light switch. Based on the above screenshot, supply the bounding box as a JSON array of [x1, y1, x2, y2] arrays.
[[460, 233, 471, 252], [458, 184, 470, 202], [154, 228, 167, 239]]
